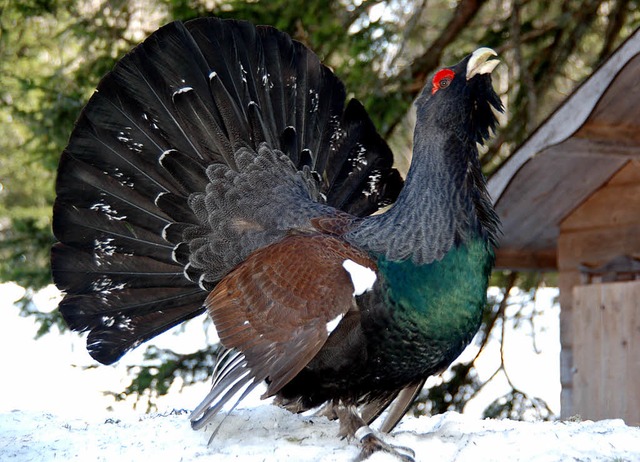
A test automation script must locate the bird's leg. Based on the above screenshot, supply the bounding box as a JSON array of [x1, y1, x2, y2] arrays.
[[334, 404, 416, 462], [315, 402, 339, 420], [356, 428, 415, 462]]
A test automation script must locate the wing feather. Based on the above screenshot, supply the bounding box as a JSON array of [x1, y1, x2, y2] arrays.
[[191, 233, 376, 428]]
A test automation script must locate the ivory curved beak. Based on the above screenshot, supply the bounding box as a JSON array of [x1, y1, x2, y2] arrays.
[[467, 48, 499, 80]]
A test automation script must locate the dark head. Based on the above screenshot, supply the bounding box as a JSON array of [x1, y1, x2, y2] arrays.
[[345, 49, 503, 263], [415, 48, 503, 147]]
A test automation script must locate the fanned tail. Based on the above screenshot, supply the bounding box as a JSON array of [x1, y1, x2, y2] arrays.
[[52, 18, 402, 372]]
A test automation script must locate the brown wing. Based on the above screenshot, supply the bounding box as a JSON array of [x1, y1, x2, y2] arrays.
[[206, 232, 376, 397]]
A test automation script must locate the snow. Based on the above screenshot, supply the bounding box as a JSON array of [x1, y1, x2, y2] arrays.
[[2, 406, 639, 462], [1, 285, 637, 461]]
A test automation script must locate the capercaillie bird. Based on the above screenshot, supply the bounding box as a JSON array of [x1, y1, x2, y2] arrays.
[[52, 17, 502, 461]]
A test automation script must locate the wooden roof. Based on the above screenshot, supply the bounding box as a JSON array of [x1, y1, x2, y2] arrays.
[[488, 29, 640, 271]]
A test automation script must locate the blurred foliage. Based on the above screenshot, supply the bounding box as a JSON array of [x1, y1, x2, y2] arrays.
[[1, 0, 638, 419], [483, 390, 554, 420]]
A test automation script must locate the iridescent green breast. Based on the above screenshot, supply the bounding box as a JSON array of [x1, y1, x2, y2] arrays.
[[372, 238, 494, 375]]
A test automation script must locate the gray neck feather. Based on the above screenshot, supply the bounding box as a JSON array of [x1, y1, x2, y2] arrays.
[[345, 124, 485, 265]]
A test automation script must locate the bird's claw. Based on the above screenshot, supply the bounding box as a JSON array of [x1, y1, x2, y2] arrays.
[[355, 426, 415, 462]]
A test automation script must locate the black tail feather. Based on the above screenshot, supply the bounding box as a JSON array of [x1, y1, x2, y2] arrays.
[[52, 244, 188, 293], [55, 154, 173, 230], [325, 99, 404, 215], [53, 17, 402, 365], [53, 243, 207, 365], [157, 150, 210, 194], [84, 298, 206, 365], [53, 205, 173, 260]]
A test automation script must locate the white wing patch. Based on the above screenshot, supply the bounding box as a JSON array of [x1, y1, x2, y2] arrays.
[[326, 313, 344, 335], [342, 259, 377, 296]]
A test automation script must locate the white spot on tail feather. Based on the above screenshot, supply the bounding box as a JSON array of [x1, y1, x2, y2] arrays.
[[172, 86, 193, 101], [159, 149, 176, 165], [197, 274, 207, 291], [162, 223, 171, 241], [261, 70, 273, 89], [239, 63, 248, 84], [309, 89, 319, 113], [348, 143, 368, 173], [363, 170, 382, 197], [94, 237, 116, 255], [90, 202, 126, 221], [170, 245, 180, 263], [183, 262, 193, 282], [154, 191, 168, 207], [117, 317, 134, 332], [342, 259, 377, 296]]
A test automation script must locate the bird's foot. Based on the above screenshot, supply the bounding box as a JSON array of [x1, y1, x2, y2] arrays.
[[355, 426, 415, 462]]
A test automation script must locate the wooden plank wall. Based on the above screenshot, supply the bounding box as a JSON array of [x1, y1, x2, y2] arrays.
[[572, 281, 640, 425], [558, 160, 640, 422]]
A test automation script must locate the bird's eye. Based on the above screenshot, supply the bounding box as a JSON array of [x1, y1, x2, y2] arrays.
[[438, 78, 451, 89], [431, 69, 455, 95]]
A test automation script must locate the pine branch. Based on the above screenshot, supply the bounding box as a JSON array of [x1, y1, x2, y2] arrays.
[[381, 0, 490, 137], [409, 0, 489, 92], [386, 0, 429, 72], [598, 0, 632, 63], [510, 0, 537, 133], [534, 0, 604, 98]]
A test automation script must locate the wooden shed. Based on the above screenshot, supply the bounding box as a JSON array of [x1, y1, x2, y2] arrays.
[[488, 30, 640, 425]]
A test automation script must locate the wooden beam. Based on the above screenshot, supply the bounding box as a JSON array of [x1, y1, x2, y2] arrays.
[[561, 183, 640, 231], [557, 137, 640, 159], [558, 224, 640, 271], [607, 160, 640, 185], [574, 122, 640, 144], [494, 154, 625, 251], [494, 248, 557, 271]]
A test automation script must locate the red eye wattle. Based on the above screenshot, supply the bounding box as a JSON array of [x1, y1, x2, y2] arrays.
[[432, 69, 455, 95]]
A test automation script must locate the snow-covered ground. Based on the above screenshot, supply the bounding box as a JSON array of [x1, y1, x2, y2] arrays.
[[2, 406, 639, 461], [2, 284, 638, 461]]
